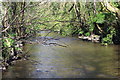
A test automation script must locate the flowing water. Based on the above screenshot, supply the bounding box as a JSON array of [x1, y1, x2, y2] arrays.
[[2, 31, 120, 78]]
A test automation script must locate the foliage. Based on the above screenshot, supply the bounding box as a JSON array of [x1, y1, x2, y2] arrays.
[[1, 1, 120, 68], [3, 38, 14, 48], [102, 27, 116, 45]]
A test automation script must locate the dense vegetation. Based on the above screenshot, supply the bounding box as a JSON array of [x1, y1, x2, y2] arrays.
[[0, 1, 120, 69]]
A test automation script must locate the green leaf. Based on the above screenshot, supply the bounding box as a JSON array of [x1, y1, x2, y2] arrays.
[[96, 13, 105, 23]]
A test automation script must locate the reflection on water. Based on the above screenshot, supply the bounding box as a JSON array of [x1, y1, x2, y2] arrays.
[[2, 31, 120, 78]]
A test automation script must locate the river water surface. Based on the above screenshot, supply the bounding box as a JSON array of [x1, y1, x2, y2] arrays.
[[2, 31, 120, 78]]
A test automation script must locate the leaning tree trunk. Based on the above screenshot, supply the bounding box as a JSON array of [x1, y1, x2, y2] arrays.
[[102, 1, 120, 19], [102, 1, 120, 44]]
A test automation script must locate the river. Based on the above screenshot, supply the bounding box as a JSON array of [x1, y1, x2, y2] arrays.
[[2, 31, 120, 78]]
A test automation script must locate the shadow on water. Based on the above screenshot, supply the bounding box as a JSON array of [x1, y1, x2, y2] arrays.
[[2, 31, 120, 78]]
